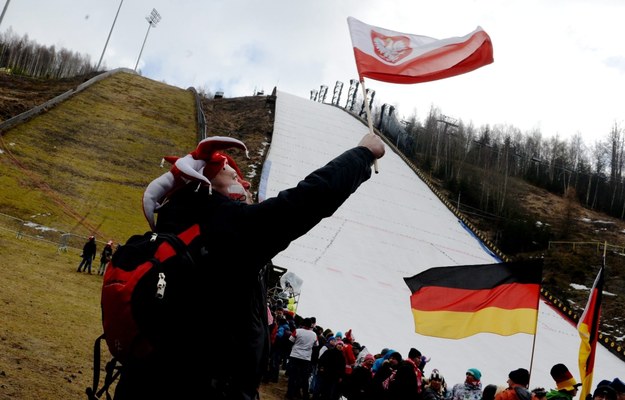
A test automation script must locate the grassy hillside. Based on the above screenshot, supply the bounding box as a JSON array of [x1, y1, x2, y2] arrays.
[[0, 228, 103, 398], [0, 71, 200, 398], [0, 72, 198, 242], [0, 72, 279, 398]]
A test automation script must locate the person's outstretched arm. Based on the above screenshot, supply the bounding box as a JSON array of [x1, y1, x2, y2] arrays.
[[358, 132, 385, 160], [234, 132, 386, 261]]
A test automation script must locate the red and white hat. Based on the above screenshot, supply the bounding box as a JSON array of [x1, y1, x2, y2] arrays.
[[142, 136, 249, 230]]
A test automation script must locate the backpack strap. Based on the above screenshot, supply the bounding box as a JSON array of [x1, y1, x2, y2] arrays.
[[101, 358, 122, 400], [86, 334, 122, 400], [86, 334, 104, 399], [151, 224, 201, 266]]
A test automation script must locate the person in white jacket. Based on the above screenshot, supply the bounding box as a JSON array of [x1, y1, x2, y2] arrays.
[[286, 317, 319, 400]]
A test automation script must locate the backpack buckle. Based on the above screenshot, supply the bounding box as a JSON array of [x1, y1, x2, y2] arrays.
[[156, 272, 166, 299]]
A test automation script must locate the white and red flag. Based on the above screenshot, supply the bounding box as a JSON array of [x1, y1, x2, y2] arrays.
[[347, 16, 493, 84]]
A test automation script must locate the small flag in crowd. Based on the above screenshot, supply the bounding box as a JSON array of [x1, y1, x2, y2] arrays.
[[347, 16, 493, 84], [404, 260, 542, 339], [577, 266, 604, 400]]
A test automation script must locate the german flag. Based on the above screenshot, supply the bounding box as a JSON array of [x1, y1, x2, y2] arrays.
[[404, 260, 542, 339], [577, 266, 604, 400]]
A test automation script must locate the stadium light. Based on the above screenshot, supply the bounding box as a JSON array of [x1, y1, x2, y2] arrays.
[[134, 8, 161, 72], [96, 0, 125, 71], [0, 0, 12, 29]]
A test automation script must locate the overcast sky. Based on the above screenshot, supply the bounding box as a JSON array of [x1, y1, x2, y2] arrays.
[[2, 0, 625, 146]]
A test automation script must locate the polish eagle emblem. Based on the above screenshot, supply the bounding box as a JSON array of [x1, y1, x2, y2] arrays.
[[371, 30, 412, 64]]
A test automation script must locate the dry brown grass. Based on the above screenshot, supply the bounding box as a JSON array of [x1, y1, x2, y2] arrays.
[[0, 229, 280, 399], [0, 71, 198, 241], [0, 71, 199, 399], [0, 229, 104, 398]]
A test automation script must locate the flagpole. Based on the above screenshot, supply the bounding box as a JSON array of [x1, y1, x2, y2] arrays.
[[528, 310, 539, 385], [359, 79, 379, 173], [528, 275, 542, 386]]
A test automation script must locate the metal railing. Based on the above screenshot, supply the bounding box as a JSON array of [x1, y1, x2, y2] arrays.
[[548, 240, 625, 255], [0, 211, 108, 253]]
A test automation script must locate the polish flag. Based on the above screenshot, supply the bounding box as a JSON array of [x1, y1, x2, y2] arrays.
[[347, 16, 493, 84]]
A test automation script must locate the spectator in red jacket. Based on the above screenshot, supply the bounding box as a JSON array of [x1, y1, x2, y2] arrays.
[[342, 329, 357, 375]]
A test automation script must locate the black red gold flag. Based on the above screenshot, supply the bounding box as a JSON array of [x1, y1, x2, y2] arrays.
[[577, 266, 604, 400], [403, 260, 542, 339]]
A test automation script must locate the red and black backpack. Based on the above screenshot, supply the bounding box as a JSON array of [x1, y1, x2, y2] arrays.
[[87, 224, 201, 399]]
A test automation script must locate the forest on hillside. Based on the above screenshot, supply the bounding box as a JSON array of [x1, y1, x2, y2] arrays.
[[327, 80, 625, 254], [0, 28, 97, 78]]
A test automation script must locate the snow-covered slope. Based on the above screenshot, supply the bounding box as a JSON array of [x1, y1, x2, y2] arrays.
[[258, 90, 624, 390]]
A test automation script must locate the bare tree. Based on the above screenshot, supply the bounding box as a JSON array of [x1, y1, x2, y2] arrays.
[[0, 31, 94, 78], [607, 122, 623, 212]]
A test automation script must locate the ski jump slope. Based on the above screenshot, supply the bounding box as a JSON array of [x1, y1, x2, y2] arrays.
[[259, 90, 624, 390]]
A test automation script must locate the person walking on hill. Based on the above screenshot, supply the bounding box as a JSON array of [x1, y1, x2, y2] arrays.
[[97, 240, 113, 276], [113, 133, 385, 400], [77, 236, 96, 274]]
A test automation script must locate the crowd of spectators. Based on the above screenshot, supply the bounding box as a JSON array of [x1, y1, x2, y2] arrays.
[[262, 306, 625, 400]]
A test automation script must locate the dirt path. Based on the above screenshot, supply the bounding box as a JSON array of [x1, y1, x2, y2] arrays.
[[259, 370, 288, 400], [0, 72, 98, 122]]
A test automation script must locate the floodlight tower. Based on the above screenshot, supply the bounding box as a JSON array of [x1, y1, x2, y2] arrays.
[[96, 0, 124, 71], [134, 8, 161, 71], [0, 0, 12, 29]]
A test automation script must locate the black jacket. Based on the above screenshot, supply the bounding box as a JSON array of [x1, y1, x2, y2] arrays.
[[100, 245, 113, 264], [82, 239, 96, 260], [388, 360, 420, 400], [317, 347, 347, 382], [114, 146, 375, 400]]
